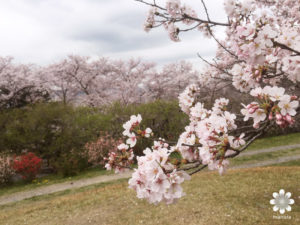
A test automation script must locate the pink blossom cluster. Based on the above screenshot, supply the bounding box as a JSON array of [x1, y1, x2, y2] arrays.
[[144, 0, 198, 41], [122, 114, 152, 147], [85, 132, 122, 166], [144, 7, 156, 32], [104, 115, 153, 173], [242, 86, 299, 128], [177, 92, 245, 174], [142, 0, 300, 95], [104, 143, 134, 173], [224, 0, 300, 88], [129, 144, 190, 204], [178, 84, 199, 114], [0, 155, 15, 185]]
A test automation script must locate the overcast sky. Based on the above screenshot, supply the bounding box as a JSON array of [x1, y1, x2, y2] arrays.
[[0, 0, 227, 67]]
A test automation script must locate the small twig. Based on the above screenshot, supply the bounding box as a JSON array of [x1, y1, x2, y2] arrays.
[[178, 161, 201, 171], [135, 0, 166, 11], [188, 164, 207, 175], [200, 0, 210, 22]]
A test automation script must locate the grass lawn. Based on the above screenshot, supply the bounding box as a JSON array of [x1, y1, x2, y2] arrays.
[[0, 167, 112, 197], [0, 166, 299, 225], [246, 132, 300, 150], [230, 147, 300, 166], [269, 159, 300, 167]]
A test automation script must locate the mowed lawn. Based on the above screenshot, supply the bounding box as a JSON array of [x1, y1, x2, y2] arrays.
[[0, 167, 299, 225]]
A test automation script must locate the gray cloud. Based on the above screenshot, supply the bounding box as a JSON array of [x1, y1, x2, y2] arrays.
[[0, 0, 226, 67]]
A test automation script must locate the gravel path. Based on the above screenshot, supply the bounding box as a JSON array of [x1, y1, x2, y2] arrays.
[[0, 172, 132, 206], [231, 154, 300, 169], [239, 144, 300, 156], [1, 144, 300, 206]]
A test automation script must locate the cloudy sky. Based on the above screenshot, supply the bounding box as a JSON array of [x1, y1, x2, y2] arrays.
[[0, 0, 227, 67]]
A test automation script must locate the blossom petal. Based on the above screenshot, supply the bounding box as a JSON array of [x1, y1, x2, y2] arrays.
[[273, 192, 279, 198], [279, 189, 285, 196], [285, 192, 291, 198], [279, 208, 285, 214], [270, 199, 276, 205]]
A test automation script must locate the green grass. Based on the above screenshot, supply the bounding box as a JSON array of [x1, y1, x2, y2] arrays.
[[0, 167, 299, 225], [230, 147, 300, 166], [247, 132, 300, 150], [267, 159, 300, 167], [0, 167, 112, 197]]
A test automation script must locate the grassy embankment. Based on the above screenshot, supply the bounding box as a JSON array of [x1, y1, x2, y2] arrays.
[[0, 166, 299, 225]]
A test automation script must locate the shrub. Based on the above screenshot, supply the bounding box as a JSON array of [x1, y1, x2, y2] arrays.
[[0, 100, 188, 172], [12, 152, 42, 181], [0, 102, 104, 174], [51, 151, 88, 177], [85, 132, 122, 166], [0, 155, 15, 185]]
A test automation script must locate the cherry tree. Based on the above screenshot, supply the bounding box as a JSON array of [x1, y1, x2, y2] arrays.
[[104, 0, 300, 204], [0, 57, 48, 109], [109, 58, 156, 105], [40, 55, 115, 106], [145, 60, 199, 100], [41, 56, 198, 106]]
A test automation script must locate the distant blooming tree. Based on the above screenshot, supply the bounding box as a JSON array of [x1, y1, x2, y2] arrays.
[[104, 0, 300, 204], [0, 57, 49, 109], [145, 60, 199, 100], [0, 55, 199, 107], [40, 55, 116, 106], [40, 56, 198, 106]]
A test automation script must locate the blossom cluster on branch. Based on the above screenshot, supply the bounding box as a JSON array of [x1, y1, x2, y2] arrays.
[[242, 86, 298, 128], [103, 0, 300, 204]]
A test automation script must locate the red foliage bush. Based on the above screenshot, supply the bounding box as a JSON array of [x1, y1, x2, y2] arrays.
[[12, 152, 42, 181]]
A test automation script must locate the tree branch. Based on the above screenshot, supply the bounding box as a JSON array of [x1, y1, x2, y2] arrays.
[[273, 40, 300, 55]]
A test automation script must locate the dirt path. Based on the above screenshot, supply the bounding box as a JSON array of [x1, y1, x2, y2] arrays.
[[1, 144, 300, 206], [239, 144, 300, 156], [0, 172, 132, 206], [231, 154, 300, 169]]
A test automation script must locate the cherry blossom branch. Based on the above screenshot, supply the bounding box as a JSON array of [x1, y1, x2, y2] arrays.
[[273, 41, 300, 55], [182, 14, 230, 27], [200, 0, 210, 22], [188, 164, 207, 175], [226, 123, 272, 158], [196, 53, 233, 79], [136, 0, 230, 27], [135, 0, 166, 10], [207, 27, 239, 59]]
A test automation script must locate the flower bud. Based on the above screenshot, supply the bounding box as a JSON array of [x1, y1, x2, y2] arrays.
[[253, 123, 260, 129], [268, 112, 273, 120], [285, 114, 292, 123], [291, 95, 298, 100], [275, 113, 282, 120]]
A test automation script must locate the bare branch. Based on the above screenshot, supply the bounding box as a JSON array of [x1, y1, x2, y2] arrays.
[[200, 0, 210, 22]]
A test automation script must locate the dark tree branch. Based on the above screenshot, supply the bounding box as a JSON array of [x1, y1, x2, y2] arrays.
[[273, 40, 300, 55]]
